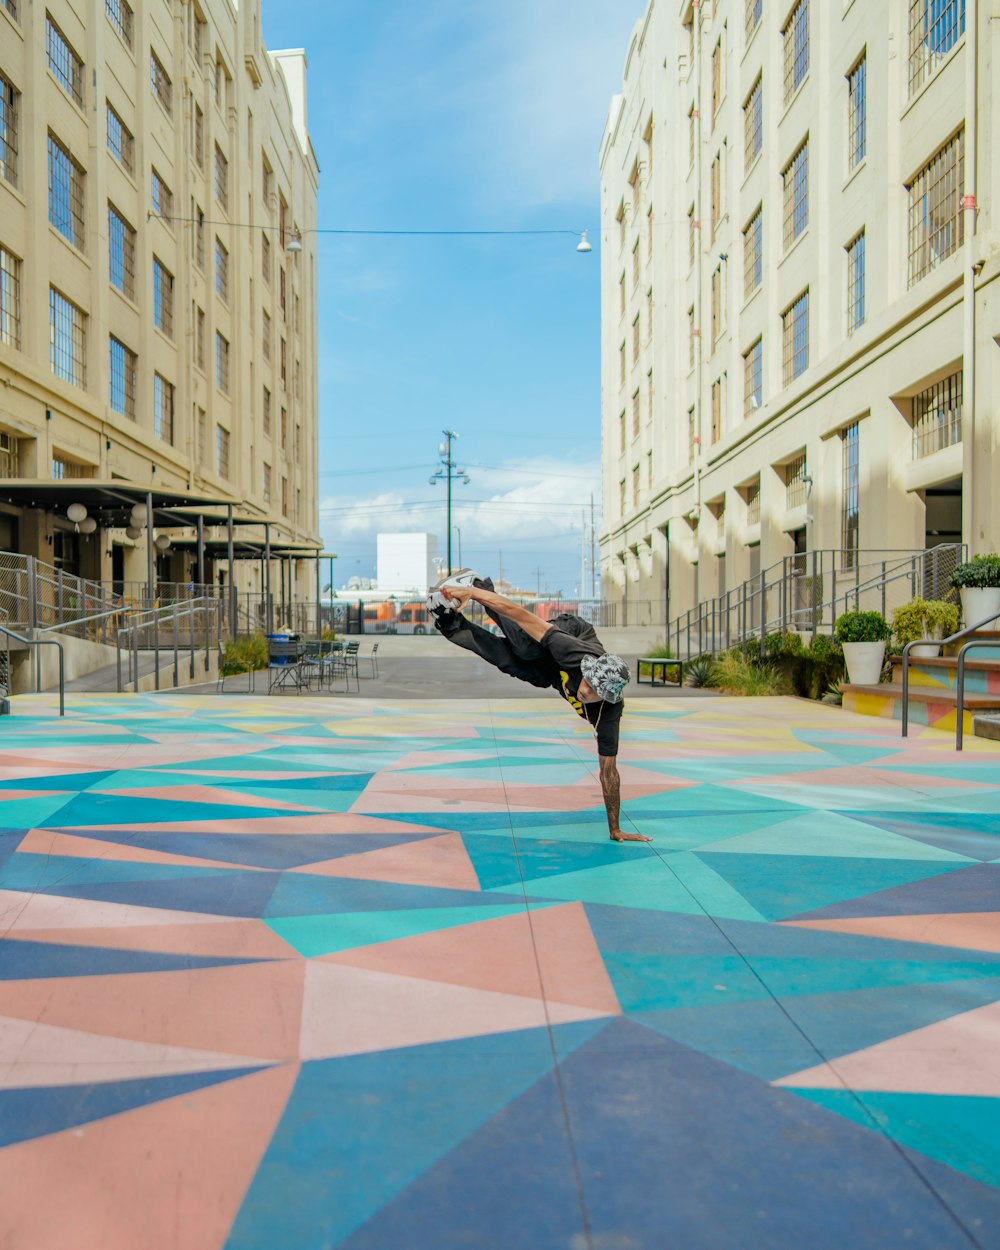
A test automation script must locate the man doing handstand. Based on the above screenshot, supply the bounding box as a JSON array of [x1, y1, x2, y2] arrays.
[[428, 574, 651, 843]]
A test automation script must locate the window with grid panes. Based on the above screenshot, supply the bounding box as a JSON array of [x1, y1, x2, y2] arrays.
[[688, 407, 696, 463], [647, 207, 653, 259], [782, 140, 808, 249], [150, 50, 172, 116], [646, 288, 653, 342], [216, 425, 230, 478], [108, 205, 135, 299], [1, 0, 16, 20], [0, 246, 21, 348], [214, 144, 229, 211], [153, 373, 174, 442], [295, 359, 301, 399], [632, 314, 640, 362], [744, 337, 762, 415], [214, 238, 228, 301], [619, 478, 626, 515], [711, 380, 722, 443], [195, 206, 205, 270], [743, 207, 762, 296], [262, 232, 271, 284], [263, 462, 271, 502], [782, 0, 809, 103], [282, 476, 289, 517], [216, 332, 229, 394], [106, 104, 133, 174], [907, 130, 964, 286], [194, 104, 204, 169], [47, 17, 84, 107], [745, 477, 761, 526], [279, 266, 287, 319], [908, 0, 965, 96], [262, 386, 272, 436], [912, 370, 962, 458], [280, 338, 287, 387], [617, 203, 625, 252], [108, 336, 136, 418], [619, 342, 626, 385], [782, 291, 809, 384], [262, 309, 272, 360], [632, 239, 640, 287], [785, 453, 807, 509], [279, 195, 288, 248], [191, 6, 206, 59], [841, 424, 859, 564], [153, 258, 173, 337], [745, 0, 762, 42], [688, 105, 696, 168], [619, 411, 625, 454], [195, 306, 205, 370], [47, 134, 85, 250], [280, 408, 287, 450], [688, 306, 696, 369], [711, 268, 722, 343], [688, 205, 696, 267], [632, 389, 640, 439], [647, 370, 653, 423], [848, 55, 866, 169], [262, 154, 273, 206], [846, 231, 865, 333], [712, 39, 722, 117], [106, 0, 133, 49], [151, 167, 172, 221], [619, 273, 625, 316], [744, 76, 762, 172], [647, 450, 653, 490], [0, 72, 17, 187], [711, 154, 721, 239]]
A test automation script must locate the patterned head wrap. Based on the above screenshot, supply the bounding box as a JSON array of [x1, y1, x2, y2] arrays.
[[580, 653, 630, 703]]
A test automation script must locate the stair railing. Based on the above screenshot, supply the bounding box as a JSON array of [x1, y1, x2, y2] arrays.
[[0, 623, 65, 715], [901, 607, 1000, 747]]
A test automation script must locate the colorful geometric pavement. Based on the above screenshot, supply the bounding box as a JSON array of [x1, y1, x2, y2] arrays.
[[1, 692, 1000, 1250]]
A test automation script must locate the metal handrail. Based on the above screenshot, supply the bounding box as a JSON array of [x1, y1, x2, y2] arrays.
[[0, 623, 65, 716], [116, 598, 219, 693], [41, 605, 139, 633], [901, 608, 1000, 742]]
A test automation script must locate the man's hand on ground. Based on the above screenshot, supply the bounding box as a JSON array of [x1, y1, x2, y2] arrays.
[[610, 829, 653, 843]]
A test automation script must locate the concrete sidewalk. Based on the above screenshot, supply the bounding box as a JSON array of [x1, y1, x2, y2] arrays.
[[0, 692, 999, 1249]]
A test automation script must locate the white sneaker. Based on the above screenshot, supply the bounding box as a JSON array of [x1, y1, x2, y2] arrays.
[[433, 569, 481, 591]]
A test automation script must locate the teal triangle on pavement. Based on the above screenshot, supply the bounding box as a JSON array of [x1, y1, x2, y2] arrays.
[[659, 851, 767, 921], [226, 1021, 609, 1250], [696, 852, 969, 921], [0, 851, 253, 892], [462, 832, 655, 892], [0, 795, 74, 828], [266, 902, 544, 957], [696, 811, 973, 862], [785, 1089, 1000, 1190], [513, 856, 717, 916]]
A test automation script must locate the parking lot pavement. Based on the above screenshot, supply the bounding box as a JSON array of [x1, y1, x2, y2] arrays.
[[1, 691, 999, 1249]]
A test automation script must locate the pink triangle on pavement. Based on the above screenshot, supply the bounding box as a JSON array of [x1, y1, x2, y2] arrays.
[[291, 831, 480, 891], [782, 912, 1000, 954], [0, 1062, 297, 1250], [3, 918, 299, 960], [775, 999, 1000, 1097], [0, 889, 235, 932], [18, 827, 245, 873], [299, 960, 612, 1061]]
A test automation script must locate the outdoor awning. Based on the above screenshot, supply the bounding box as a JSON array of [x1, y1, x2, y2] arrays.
[[0, 480, 243, 528]]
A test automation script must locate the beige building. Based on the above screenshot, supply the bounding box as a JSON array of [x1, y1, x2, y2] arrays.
[[0, 0, 319, 599], [599, 0, 998, 627]]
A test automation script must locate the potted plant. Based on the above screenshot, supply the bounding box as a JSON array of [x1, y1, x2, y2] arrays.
[[835, 610, 891, 685], [892, 598, 960, 658], [950, 554, 1000, 628]]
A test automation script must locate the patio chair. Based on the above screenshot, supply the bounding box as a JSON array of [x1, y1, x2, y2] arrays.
[[367, 642, 380, 679], [267, 640, 305, 693], [217, 642, 257, 694]]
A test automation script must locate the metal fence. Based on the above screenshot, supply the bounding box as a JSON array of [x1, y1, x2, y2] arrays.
[[116, 599, 220, 692], [664, 544, 965, 658]]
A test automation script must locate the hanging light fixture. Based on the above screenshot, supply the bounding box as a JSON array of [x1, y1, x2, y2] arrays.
[[130, 504, 147, 528], [66, 503, 87, 530], [125, 526, 142, 540], [286, 228, 303, 253], [79, 517, 97, 535], [154, 534, 172, 551], [576, 231, 593, 253]]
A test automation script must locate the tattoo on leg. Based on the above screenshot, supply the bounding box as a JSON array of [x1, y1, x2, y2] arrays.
[[599, 755, 621, 833]]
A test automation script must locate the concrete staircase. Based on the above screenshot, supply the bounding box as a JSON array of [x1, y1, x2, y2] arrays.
[[842, 631, 1000, 740]]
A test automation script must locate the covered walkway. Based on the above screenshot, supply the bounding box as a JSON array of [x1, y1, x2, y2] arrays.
[[0, 693, 998, 1249]]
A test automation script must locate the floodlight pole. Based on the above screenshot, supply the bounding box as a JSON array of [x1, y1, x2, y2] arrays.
[[429, 430, 469, 576]]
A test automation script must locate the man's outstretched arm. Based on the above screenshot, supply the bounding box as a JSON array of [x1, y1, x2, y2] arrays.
[[446, 586, 551, 643], [599, 754, 651, 843]]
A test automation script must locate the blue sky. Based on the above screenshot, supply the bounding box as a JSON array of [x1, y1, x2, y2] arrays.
[[260, 1, 639, 595]]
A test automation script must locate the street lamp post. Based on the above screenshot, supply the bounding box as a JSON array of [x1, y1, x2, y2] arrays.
[[429, 430, 469, 576], [453, 526, 462, 569]]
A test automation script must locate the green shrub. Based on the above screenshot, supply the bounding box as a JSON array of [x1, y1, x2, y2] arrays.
[[834, 610, 891, 644], [712, 649, 784, 696], [742, 635, 762, 662], [765, 630, 805, 659], [684, 655, 717, 688], [892, 598, 960, 648], [222, 633, 268, 674], [807, 633, 840, 661], [638, 642, 674, 679], [950, 554, 1000, 590]]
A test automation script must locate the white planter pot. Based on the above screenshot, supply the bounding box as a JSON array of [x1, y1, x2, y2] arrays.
[[911, 623, 942, 659], [961, 587, 1000, 629], [842, 641, 886, 686]]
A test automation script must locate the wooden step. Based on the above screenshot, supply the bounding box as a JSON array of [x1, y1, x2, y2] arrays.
[[889, 655, 1000, 672]]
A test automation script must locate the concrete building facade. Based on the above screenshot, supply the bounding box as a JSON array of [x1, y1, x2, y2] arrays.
[[599, 0, 998, 626], [0, 0, 319, 594]]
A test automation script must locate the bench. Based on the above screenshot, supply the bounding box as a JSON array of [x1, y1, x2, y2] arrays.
[[636, 657, 684, 687]]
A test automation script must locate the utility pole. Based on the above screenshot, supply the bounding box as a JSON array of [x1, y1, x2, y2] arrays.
[[429, 430, 469, 576], [589, 493, 596, 599], [581, 510, 586, 599]]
